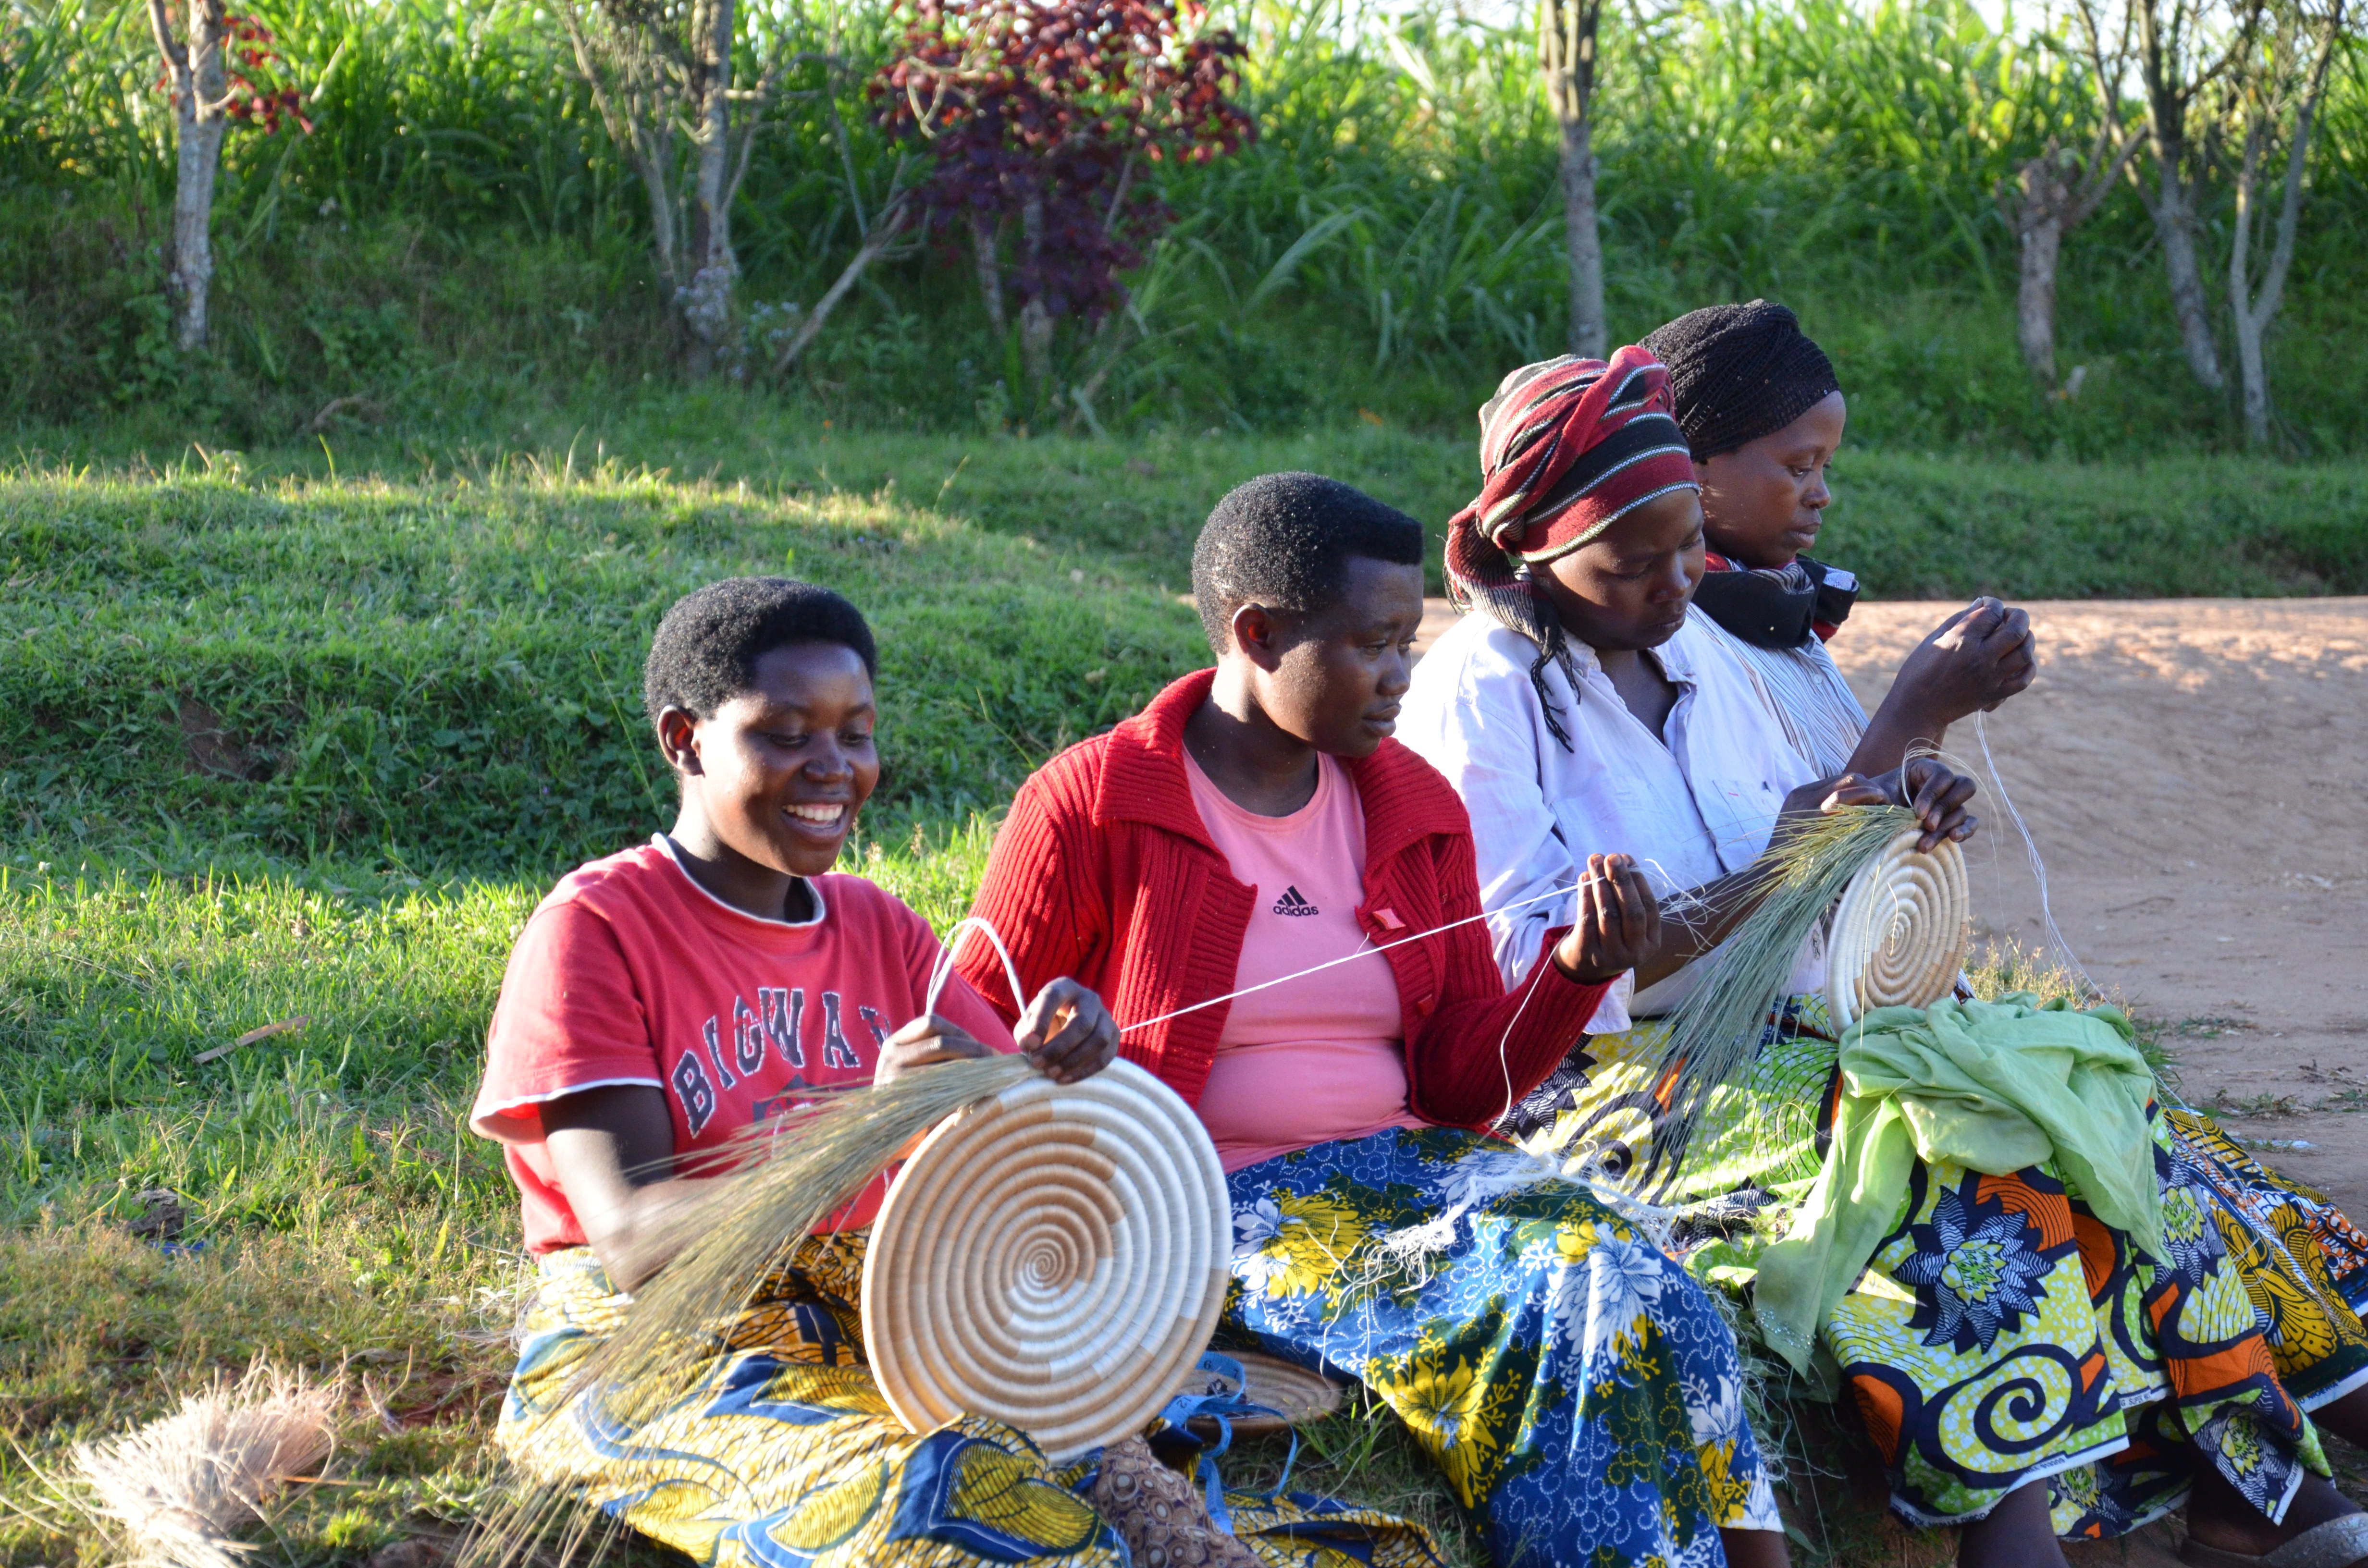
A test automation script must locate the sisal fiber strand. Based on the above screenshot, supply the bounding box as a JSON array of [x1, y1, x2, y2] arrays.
[[465, 1054, 1042, 1568], [1628, 804, 1918, 1197], [70, 1362, 340, 1568]]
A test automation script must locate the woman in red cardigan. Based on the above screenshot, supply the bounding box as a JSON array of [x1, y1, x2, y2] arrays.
[[959, 473, 1793, 1568]]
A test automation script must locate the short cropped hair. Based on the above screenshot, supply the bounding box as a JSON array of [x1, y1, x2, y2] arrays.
[[641, 576, 878, 726], [1190, 473, 1426, 654]]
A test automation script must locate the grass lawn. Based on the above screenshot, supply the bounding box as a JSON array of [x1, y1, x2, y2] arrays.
[[1, 431, 2359, 1568], [21, 405, 2368, 597]]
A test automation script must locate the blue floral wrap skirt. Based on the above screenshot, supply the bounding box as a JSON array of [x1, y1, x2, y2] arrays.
[[1221, 1125, 1782, 1568]]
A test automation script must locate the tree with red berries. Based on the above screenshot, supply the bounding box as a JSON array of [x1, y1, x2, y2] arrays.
[[873, 0, 1252, 407], [146, 0, 309, 349]]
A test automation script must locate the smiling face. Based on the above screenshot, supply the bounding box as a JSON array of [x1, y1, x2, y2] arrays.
[[1695, 389, 1847, 569], [659, 641, 880, 881], [1242, 555, 1427, 758], [1532, 488, 1707, 652]]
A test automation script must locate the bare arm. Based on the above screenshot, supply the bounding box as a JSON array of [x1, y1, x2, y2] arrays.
[[539, 986, 1119, 1290], [1846, 598, 2036, 774], [542, 1084, 705, 1291]]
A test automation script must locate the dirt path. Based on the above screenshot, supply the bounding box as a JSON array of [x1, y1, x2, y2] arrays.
[[1415, 597, 2368, 1221], [1835, 600, 2368, 1222]]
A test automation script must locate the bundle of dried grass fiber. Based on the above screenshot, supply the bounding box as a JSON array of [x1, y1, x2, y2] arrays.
[[1627, 804, 1923, 1198], [71, 1361, 339, 1568]]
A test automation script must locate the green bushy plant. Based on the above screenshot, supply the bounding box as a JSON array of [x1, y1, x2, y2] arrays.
[[5, 0, 2368, 448]]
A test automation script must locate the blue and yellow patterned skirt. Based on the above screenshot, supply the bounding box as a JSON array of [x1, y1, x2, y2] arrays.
[[1516, 1002, 2368, 1538], [497, 1234, 1441, 1568], [1221, 1126, 1783, 1568]]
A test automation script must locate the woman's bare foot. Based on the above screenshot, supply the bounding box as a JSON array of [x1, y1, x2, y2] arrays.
[[1957, 1479, 2068, 1568], [2312, 1387, 2368, 1450], [2186, 1460, 2368, 1562]]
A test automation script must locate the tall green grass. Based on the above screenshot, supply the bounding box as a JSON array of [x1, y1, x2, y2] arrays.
[[5, 0, 2366, 451]]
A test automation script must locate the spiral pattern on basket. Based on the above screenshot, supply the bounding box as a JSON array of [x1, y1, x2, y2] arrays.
[[1826, 828, 1972, 1028], [861, 1059, 1232, 1462]]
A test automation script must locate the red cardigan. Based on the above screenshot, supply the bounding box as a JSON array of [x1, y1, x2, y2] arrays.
[[957, 670, 1609, 1132]]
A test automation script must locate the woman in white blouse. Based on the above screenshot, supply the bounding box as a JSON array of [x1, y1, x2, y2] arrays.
[[1400, 344, 2368, 1568]]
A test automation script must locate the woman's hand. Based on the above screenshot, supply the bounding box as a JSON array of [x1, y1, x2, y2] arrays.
[[875, 1013, 997, 1085], [1889, 597, 2036, 725], [1787, 758, 1978, 854], [1015, 978, 1120, 1085], [1551, 853, 1663, 985]]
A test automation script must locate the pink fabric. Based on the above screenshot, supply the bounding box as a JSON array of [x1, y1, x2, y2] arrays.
[[1183, 753, 1423, 1171]]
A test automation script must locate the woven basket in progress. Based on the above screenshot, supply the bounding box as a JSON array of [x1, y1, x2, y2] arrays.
[[1168, 1350, 1345, 1439], [861, 1059, 1230, 1462], [1826, 828, 1972, 1028]]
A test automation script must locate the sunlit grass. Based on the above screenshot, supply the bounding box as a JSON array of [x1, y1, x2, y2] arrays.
[[0, 455, 2218, 1568]]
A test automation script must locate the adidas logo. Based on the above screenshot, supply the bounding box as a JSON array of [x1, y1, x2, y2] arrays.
[[1271, 885, 1319, 917]]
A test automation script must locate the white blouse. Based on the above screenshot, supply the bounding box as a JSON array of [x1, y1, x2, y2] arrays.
[[1398, 610, 1827, 1033]]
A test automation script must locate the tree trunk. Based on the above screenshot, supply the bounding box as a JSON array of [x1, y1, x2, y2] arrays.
[[681, 0, 738, 378], [1538, 0, 1605, 360], [563, 7, 684, 308], [150, 0, 230, 351], [2231, 269, 2271, 444], [2016, 208, 2063, 388], [638, 129, 680, 296], [1019, 196, 1052, 397], [2149, 156, 2224, 390], [2003, 124, 2141, 394], [1019, 300, 1054, 404], [2227, 4, 2341, 449], [970, 213, 1006, 334], [169, 100, 229, 351], [2131, 12, 2225, 393], [1558, 110, 1604, 359]]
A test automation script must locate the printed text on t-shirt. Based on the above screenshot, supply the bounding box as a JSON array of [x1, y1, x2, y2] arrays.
[[1271, 885, 1320, 917], [669, 987, 885, 1136]]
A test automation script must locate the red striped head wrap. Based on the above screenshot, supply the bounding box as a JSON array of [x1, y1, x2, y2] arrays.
[[1444, 346, 1698, 744]]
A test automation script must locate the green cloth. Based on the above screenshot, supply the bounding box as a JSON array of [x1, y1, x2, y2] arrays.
[[1752, 993, 2159, 1374]]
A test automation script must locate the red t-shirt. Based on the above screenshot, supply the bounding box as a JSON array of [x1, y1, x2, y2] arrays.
[[470, 836, 1017, 1254]]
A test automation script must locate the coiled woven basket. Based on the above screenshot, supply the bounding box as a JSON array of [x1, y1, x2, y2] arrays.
[[861, 1058, 1231, 1462], [1825, 828, 1973, 1028]]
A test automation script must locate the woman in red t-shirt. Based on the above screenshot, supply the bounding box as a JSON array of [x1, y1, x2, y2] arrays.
[[473, 577, 1160, 1568]]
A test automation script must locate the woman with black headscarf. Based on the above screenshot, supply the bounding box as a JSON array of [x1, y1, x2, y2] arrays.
[[1639, 300, 2033, 775], [1627, 303, 2368, 1568]]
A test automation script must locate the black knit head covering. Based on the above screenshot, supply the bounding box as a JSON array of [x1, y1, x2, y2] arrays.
[[1639, 300, 1840, 459]]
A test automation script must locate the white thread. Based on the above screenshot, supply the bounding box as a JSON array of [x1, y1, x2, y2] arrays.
[[1557, 1149, 1680, 1253], [939, 876, 1617, 1117], [928, 915, 1029, 1021], [1115, 880, 1583, 1036], [1973, 710, 2099, 999], [1367, 1144, 1566, 1288], [1490, 947, 1558, 1127]]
